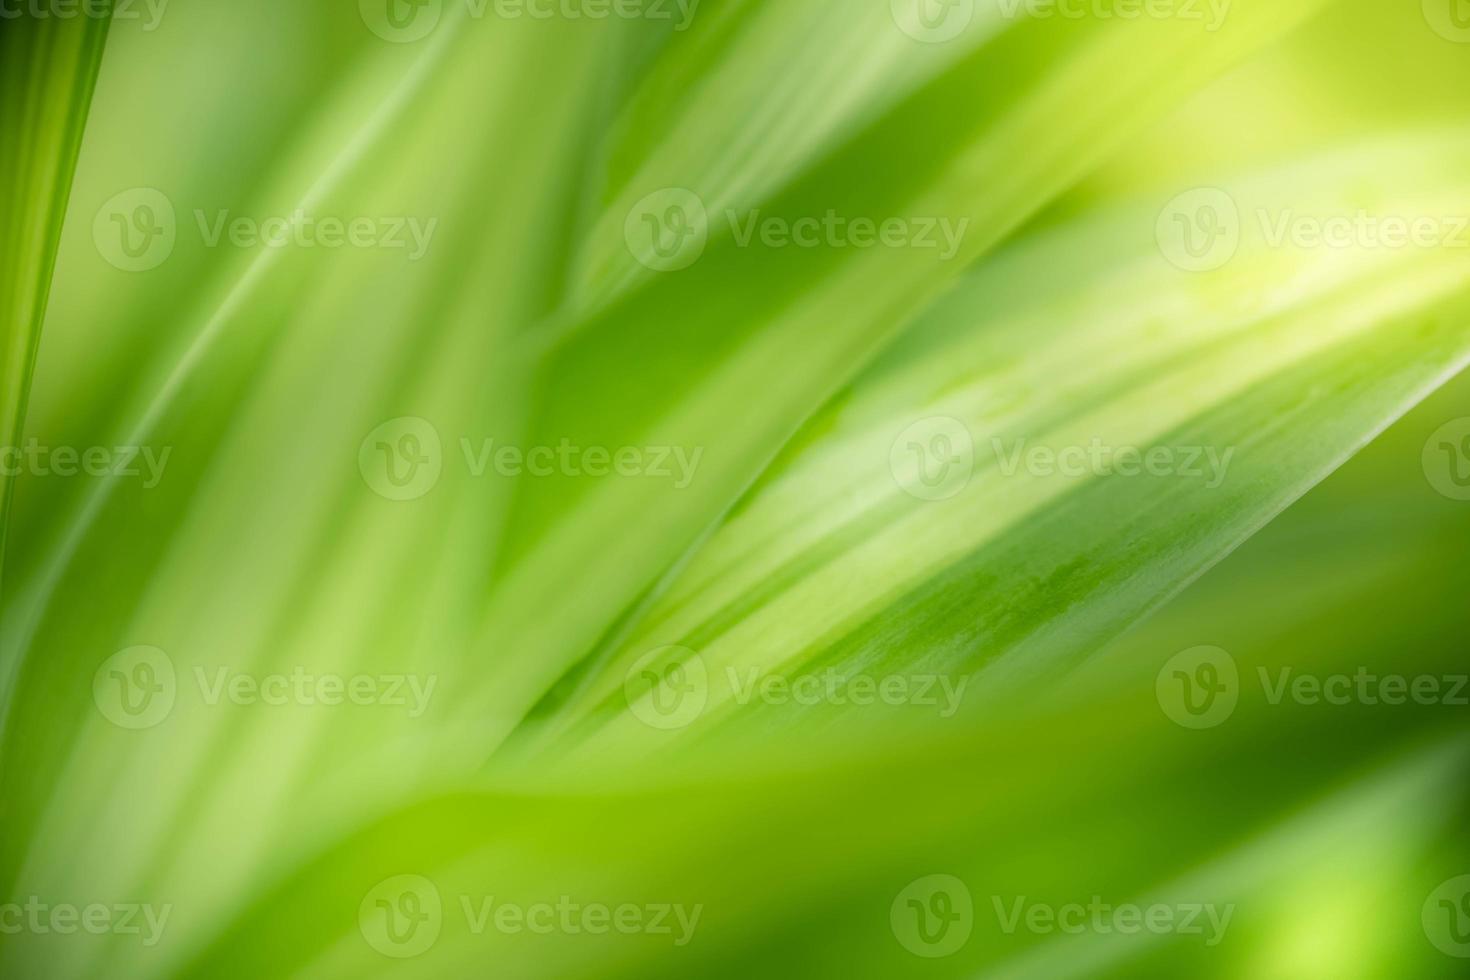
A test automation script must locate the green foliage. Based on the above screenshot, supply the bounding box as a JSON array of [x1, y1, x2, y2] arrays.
[[1, 2, 1467, 978]]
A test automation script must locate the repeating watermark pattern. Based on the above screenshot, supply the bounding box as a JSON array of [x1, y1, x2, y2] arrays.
[[358, 0, 700, 43], [0, 899, 171, 947], [359, 417, 444, 501], [623, 646, 709, 731], [0, 0, 167, 30], [1156, 646, 1239, 729], [997, 0, 1230, 30], [193, 210, 437, 259], [1257, 667, 1469, 709], [93, 647, 437, 729], [460, 895, 701, 945], [623, 647, 971, 729], [891, 416, 975, 502], [891, 875, 974, 958], [1155, 188, 1239, 272], [890, 0, 975, 44], [624, 189, 971, 272], [94, 189, 437, 272], [93, 188, 176, 272], [1255, 211, 1470, 251], [891, 0, 1230, 43], [359, 876, 702, 958], [1158, 187, 1470, 272], [624, 188, 709, 272], [358, 417, 704, 501], [0, 440, 170, 488], [193, 667, 436, 717], [459, 438, 700, 486], [890, 417, 1237, 502], [991, 896, 1234, 945], [1158, 646, 1469, 730], [360, 875, 442, 959], [726, 210, 970, 261], [1423, 875, 1470, 958], [992, 437, 1234, 488], [1423, 418, 1470, 501], [892, 877, 1233, 957], [93, 647, 177, 730], [1423, 0, 1470, 43], [727, 667, 969, 718]]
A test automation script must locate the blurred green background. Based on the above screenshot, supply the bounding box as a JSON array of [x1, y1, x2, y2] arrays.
[[1, 1, 1468, 977]]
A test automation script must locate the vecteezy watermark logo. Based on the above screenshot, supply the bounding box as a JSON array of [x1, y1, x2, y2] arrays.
[[359, 417, 444, 501], [626, 658, 969, 724], [891, 417, 975, 502], [94, 188, 177, 272], [460, 894, 702, 944], [93, 646, 177, 730], [992, 438, 1235, 488], [361, 877, 701, 951], [0, 899, 172, 946], [94, 651, 437, 724], [0, 441, 171, 488], [95, 192, 436, 269], [1424, 0, 1470, 43], [995, 0, 1231, 31], [1423, 418, 1470, 501], [359, 421, 705, 501], [624, 646, 708, 730], [1161, 657, 1467, 727], [1258, 666, 1468, 707], [625, 188, 709, 272], [0, 0, 168, 30], [1156, 187, 1241, 272], [499, 0, 700, 29], [360, 875, 443, 958], [726, 668, 969, 717], [624, 190, 971, 272], [725, 210, 969, 260], [459, 438, 702, 486], [193, 667, 437, 716], [192, 210, 437, 259], [1424, 875, 1470, 957], [891, 875, 974, 958], [1157, 646, 1238, 729], [1160, 187, 1470, 271], [360, 0, 700, 41], [991, 896, 1234, 945], [359, 0, 442, 42], [891, 0, 974, 43]]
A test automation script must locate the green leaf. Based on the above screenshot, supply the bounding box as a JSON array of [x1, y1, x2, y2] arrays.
[[532, 132, 1470, 759], [0, 5, 111, 582]]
